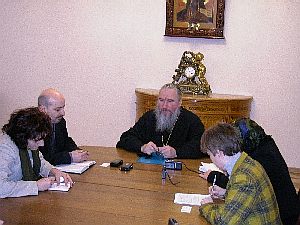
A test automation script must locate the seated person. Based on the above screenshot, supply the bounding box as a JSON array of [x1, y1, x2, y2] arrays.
[[0, 107, 73, 198], [116, 83, 205, 159], [200, 118, 300, 225], [38, 88, 89, 165], [199, 123, 282, 224]]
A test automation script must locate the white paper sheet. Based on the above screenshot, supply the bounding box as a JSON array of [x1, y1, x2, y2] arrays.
[[55, 160, 96, 174], [48, 182, 71, 192], [174, 193, 211, 206]]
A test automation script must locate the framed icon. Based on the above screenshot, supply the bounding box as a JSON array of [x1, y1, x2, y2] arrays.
[[165, 0, 225, 39]]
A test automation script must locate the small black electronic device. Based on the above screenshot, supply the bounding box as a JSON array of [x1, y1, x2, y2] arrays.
[[110, 159, 123, 167], [120, 163, 133, 171], [164, 160, 182, 170], [168, 218, 179, 225]]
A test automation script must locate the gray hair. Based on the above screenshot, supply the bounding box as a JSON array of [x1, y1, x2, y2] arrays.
[[38, 95, 50, 107], [160, 83, 182, 102]]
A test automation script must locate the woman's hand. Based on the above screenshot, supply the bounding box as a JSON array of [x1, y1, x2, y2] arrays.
[[37, 177, 55, 191], [49, 168, 73, 186]]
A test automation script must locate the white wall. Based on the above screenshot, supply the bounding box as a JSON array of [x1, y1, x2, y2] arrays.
[[0, 0, 299, 167]]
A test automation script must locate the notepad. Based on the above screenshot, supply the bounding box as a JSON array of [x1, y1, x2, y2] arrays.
[[174, 193, 211, 206], [48, 182, 71, 192], [199, 162, 222, 173], [55, 160, 96, 174]]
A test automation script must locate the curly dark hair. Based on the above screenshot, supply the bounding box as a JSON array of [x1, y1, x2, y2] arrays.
[[2, 107, 51, 150]]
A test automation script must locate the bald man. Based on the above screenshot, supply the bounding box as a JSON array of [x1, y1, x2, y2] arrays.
[[38, 88, 89, 165]]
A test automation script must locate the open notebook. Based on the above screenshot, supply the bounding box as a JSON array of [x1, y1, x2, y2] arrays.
[[48, 177, 71, 192], [48, 182, 71, 192], [55, 160, 96, 174]]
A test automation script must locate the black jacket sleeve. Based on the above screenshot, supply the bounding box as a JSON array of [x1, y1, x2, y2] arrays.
[[116, 111, 156, 153]]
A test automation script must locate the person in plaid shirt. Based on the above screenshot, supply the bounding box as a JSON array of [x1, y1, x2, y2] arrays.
[[199, 123, 282, 224]]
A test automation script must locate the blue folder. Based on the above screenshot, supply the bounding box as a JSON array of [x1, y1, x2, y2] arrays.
[[137, 152, 165, 165]]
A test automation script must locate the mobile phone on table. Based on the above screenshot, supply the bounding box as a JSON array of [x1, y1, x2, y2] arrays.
[[110, 159, 123, 167], [120, 163, 133, 171]]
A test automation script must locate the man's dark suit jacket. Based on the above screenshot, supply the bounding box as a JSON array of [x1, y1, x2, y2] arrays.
[[39, 118, 80, 165]]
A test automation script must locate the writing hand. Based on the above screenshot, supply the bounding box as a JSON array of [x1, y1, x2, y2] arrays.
[[209, 185, 226, 199], [37, 177, 55, 191], [50, 168, 73, 187]]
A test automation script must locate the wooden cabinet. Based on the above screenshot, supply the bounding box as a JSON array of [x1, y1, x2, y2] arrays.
[[135, 88, 253, 129]]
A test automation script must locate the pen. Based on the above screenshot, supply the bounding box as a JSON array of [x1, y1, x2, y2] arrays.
[[212, 174, 216, 191]]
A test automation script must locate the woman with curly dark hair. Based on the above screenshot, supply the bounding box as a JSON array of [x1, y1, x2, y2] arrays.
[[0, 107, 73, 198]]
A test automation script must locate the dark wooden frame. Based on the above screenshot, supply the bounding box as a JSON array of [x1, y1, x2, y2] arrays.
[[165, 0, 225, 39]]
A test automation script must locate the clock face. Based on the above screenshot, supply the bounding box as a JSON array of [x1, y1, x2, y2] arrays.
[[184, 66, 196, 78]]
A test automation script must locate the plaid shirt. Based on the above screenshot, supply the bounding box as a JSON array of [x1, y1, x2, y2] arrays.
[[199, 152, 282, 224]]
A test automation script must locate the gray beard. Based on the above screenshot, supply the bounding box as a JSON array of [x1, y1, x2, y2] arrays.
[[155, 107, 181, 133]]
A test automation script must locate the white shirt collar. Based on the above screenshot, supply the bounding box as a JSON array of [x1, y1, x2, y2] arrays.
[[224, 152, 242, 177]]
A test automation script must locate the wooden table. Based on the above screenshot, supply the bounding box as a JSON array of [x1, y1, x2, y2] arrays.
[[0, 147, 211, 225]]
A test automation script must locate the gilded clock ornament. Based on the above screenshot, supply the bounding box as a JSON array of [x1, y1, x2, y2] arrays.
[[172, 51, 211, 95]]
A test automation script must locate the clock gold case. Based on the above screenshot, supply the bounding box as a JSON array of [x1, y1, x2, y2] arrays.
[[172, 51, 211, 95]]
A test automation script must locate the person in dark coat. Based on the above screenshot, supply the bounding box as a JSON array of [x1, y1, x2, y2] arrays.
[[38, 88, 89, 165], [116, 83, 205, 159]]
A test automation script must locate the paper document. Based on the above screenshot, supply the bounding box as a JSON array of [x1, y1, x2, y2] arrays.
[[181, 206, 192, 213], [174, 193, 211, 206], [199, 162, 222, 173], [55, 160, 96, 174], [48, 182, 71, 192]]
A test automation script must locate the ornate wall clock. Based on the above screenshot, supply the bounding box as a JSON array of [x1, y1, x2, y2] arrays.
[[172, 51, 212, 95]]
